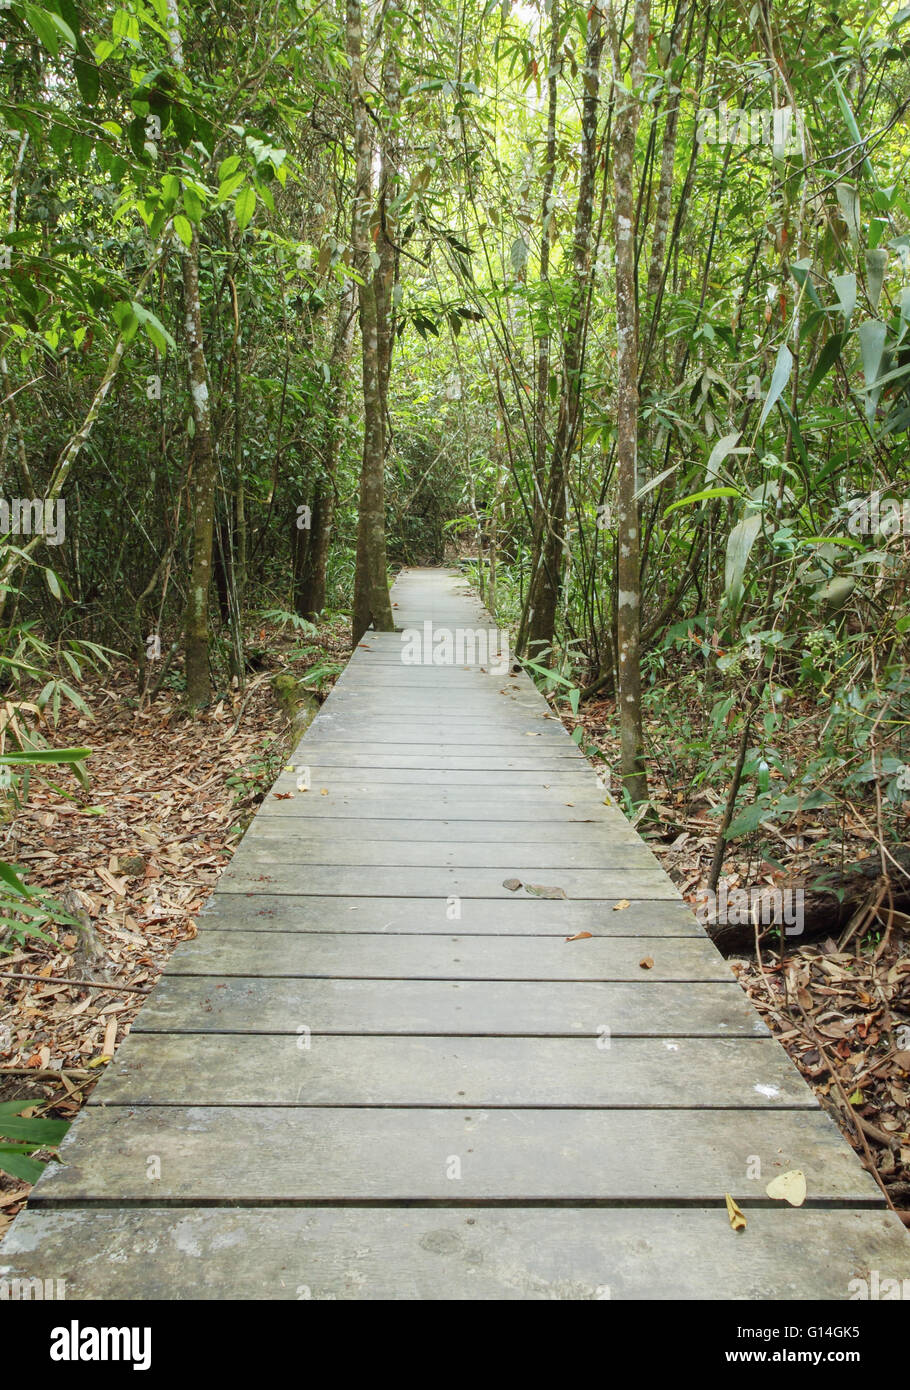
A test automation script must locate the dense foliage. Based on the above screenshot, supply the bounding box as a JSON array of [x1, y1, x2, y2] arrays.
[[1, 0, 908, 859]]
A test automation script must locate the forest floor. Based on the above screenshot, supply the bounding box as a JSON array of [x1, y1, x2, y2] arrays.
[[1, 622, 907, 1238], [0, 616, 352, 1241], [571, 693, 910, 1225]]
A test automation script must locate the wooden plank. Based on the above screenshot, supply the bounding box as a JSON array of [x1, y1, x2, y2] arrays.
[[217, 863, 678, 898], [264, 769, 603, 786], [166, 931, 724, 979], [226, 838, 662, 871], [256, 790, 615, 817], [199, 895, 703, 936], [279, 754, 589, 770], [95, 1034, 816, 1107], [27, 1107, 876, 1205], [134, 976, 766, 1037], [305, 723, 571, 742], [243, 818, 644, 845]]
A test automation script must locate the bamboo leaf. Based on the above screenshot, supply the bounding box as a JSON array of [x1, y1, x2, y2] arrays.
[[758, 345, 793, 429]]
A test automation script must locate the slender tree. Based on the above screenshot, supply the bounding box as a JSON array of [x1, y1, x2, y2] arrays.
[[608, 0, 650, 804], [348, 0, 395, 644]]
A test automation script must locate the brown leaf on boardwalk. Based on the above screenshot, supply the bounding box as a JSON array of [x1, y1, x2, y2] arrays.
[[565, 931, 593, 942], [639, 956, 655, 970], [502, 878, 522, 892], [273, 792, 294, 800], [524, 883, 567, 900], [320, 788, 329, 795], [613, 899, 631, 911], [725, 1193, 747, 1231]]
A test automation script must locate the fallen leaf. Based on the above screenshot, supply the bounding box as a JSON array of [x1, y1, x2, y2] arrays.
[[502, 878, 522, 892], [524, 883, 567, 900], [725, 1193, 747, 1231], [273, 792, 294, 800], [97, 866, 128, 896], [639, 956, 655, 970], [565, 931, 593, 942], [765, 1170, 807, 1207], [613, 899, 631, 911]]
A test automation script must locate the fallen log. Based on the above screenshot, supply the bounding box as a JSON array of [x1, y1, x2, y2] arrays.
[[705, 847, 910, 955]]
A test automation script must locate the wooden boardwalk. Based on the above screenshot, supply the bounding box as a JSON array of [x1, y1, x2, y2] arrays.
[[3, 567, 909, 1299]]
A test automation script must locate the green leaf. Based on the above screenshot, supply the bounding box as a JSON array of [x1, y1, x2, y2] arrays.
[[0, 747, 91, 763], [173, 214, 193, 248], [724, 512, 763, 614], [73, 57, 100, 105], [663, 486, 741, 515], [112, 300, 139, 342], [509, 236, 528, 272], [830, 272, 856, 321], [23, 4, 75, 54], [0, 1115, 69, 1143], [704, 431, 742, 483], [758, 344, 793, 429], [804, 333, 844, 402], [234, 185, 256, 232], [790, 258, 822, 309], [835, 183, 861, 247], [857, 318, 887, 420], [0, 1149, 45, 1184], [218, 172, 245, 203], [830, 72, 876, 185], [865, 249, 888, 312], [182, 186, 203, 223], [131, 303, 176, 354], [725, 802, 769, 839], [0, 860, 32, 898], [633, 463, 679, 502]]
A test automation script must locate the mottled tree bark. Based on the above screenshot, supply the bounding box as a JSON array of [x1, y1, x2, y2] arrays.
[[348, 0, 395, 645], [181, 231, 218, 706], [520, 6, 604, 663], [295, 282, 356, 620], [516, 1, 561, 658], [609, 0, 650, 804], [166, 0, 218, 705]]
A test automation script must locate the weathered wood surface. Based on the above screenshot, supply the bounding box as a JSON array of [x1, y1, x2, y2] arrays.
[[160, 930, 733, 979], [3, 566, 908, 1299], [5, 1208, 909, 1300], [25, 1108, 877, 1204], [198, 894, 704, 936]]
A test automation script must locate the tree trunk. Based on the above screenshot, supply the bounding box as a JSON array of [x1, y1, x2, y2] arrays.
[[348, 0, 395, 645], [609, 0, 650, 804], [181, 231, 218, 706], [520, 7, 604, 663], [295, 282, 355, 620]]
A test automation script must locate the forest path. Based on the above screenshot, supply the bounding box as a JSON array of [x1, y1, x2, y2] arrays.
[[2, 567, 909, 1298]]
